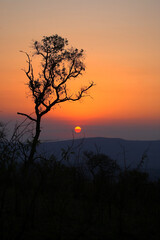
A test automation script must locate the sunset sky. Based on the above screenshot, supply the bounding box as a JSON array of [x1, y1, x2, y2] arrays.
[[0, 0, 160, 140]]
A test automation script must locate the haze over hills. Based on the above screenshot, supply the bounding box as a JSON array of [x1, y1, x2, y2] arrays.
[[38, 137, 160, 179]]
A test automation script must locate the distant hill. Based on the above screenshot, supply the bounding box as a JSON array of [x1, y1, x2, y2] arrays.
[[38, 137, 160, 179]]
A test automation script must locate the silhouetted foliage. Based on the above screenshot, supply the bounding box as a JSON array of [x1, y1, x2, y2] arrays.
[[84, 151, 120, 180]]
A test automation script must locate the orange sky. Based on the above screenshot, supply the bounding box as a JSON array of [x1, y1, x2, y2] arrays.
[[0, 0, 160, 140]]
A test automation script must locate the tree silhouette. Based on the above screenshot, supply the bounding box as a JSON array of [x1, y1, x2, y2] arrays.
[[17, 35, 94, 164]]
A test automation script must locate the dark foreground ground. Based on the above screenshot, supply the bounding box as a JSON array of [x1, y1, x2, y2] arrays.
[[1, 141, 160, 240]]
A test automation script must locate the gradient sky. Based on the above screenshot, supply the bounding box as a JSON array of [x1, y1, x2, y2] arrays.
[[0, 0, 160, 140]]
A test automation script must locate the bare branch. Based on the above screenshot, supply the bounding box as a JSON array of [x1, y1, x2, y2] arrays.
[[20, 50, 31, 75], [17, 112, 37, 122], [67, 81, 95, 101]]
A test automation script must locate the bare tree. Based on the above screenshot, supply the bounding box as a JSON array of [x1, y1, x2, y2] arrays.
[[17, 35, 94, 164]]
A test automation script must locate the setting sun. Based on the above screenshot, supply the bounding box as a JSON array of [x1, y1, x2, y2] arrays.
[[74, 126, 81, 133]]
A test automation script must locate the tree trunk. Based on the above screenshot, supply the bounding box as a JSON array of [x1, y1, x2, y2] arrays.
[[28, 117, 41, 164]]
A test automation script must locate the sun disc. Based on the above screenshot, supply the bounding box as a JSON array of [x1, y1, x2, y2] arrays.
[[75, 126, 81, 133]]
